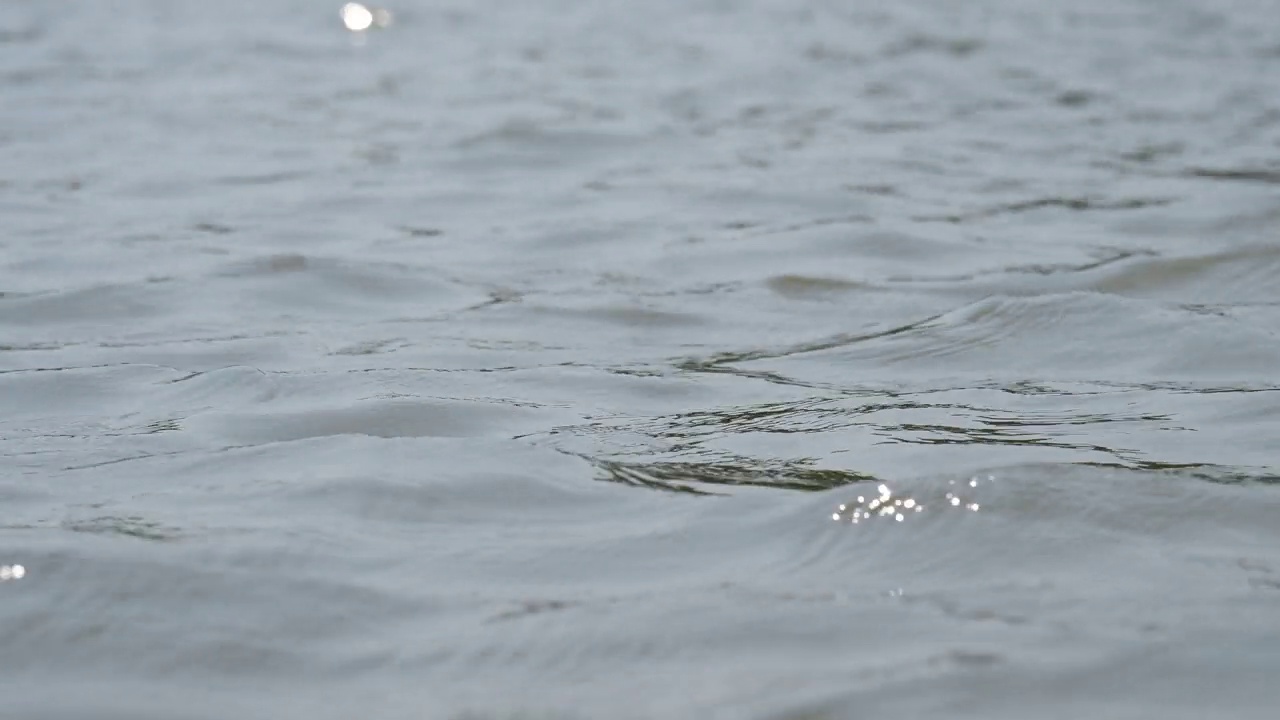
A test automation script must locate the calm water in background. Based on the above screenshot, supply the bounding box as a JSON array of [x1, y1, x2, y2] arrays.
[[3, 1, 1280, 718]]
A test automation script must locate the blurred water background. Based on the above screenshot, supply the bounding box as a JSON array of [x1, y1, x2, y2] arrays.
[[3, 1, 1280, 718]]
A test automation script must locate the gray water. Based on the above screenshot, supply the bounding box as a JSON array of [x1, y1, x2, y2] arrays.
[[3, 1, 1280, 718]]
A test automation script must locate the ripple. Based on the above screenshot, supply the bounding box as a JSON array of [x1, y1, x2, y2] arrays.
[[0, 283, 171, 327], [208, 254, 490, 318], [186, 398, 555, 445], [1185, 167, 1280, 184], [1089, 245, 1280, 304], [64, 516, 181, 542], [915, 195, 1174, 223], [591, 457, 878, 495], [730, 293, 1280, 382]]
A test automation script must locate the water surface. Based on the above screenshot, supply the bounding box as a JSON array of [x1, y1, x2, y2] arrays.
[[3, 1, 1280, 718]]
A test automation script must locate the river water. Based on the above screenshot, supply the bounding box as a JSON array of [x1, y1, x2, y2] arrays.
[[3, 1, 1279, 718]]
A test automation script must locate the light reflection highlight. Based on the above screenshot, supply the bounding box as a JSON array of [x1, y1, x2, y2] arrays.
[[831, 475, 990, 525], [0, 565, 25, 581], [341, 3, 392, 32]]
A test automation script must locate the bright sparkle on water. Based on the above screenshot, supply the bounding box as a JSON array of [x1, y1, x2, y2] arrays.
[[0, 565, 25, 581], [341, 3, 392, 32], [832, 476, 989, 524], [341, 3, 374, 31]]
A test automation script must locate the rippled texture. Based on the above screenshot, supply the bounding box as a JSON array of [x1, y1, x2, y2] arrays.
[[3, 1, 1280, 718]]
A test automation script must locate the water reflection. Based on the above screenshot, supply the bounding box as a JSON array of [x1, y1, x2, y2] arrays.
[[832, 477, 986, 524], [590, 457, 878, 495], [340, 3, 392, 32], [0, 564, 25, 581], [559, 389, 1183, 480]]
